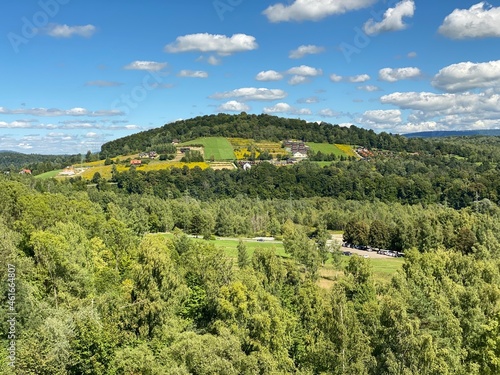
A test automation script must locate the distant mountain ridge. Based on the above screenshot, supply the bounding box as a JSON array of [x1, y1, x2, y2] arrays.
[[404, 129, 500, 138]]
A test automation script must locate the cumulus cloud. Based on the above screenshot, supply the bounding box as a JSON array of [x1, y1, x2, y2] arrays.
[[286, 65, 323, 76], [432, 60, 500, 92], [380, 91, 500, 120], [165, 33, 258, 55], [210, 87, 287, 101], [289, 44, 325, 59], [263, 102, 312, 115], [43, 24, 96, 38], [348, 74, 371, 83], [288, 75, 309, 85], [363, 0, 415, 35], [217, 101, 251, 112], [330, 74, 343, 82], [85, 80, 123, 87], [177, 70, 208, 78], [379, 67, 421, 82], [329, 74, 370, 83], [0, 120, 35, 128], [256, 70, 284, 81], [318, 109, 340, 117], [361, 109, 402, 126], [263, 0, 376, 22], [372, 90, 500, 132], [439, 2, 500, 39], [124, 61, 168, 71]]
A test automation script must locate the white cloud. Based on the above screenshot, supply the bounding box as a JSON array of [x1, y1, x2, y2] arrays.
[[286, 65, 323, 76], [207, 56, 221, 65], [439, 2, 500, 39], [432, 60, 500, 92], [288, 75, 309, 85], [330, 73, 370, 83], [357, 85, 381, 92], [124, 61, 167, 71], [85, 80, 123, 87], [380, 91, 500, 119], [165, 33, 258, 55], [263, 102, 311, 115], [298, 96, 320, 104], [379, 67, 421, 82], [363, 0, 415, 35], [256, 70, 284, 81], [330, 74, 343, 82], [0, 120, 35, 128], [210, 87, 287, 101], [263, 0, 376, 22], [43, 24, 96, 38], [289, 44, 325, 59], [0, 106, 123, 117], [318, 109, 340, 117], [217, 101, 251, 112], [407, 51, 417, 58], [348, 74, 370, 83], [362, 109, 402, 126], [177, 70, 208, 78]]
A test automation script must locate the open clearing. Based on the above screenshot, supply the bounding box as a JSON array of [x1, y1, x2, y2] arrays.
[[182, 137, 235, 161], [306, 142, 346, 156], [35, 169, 63, 179], [160, 232, 403, 286]]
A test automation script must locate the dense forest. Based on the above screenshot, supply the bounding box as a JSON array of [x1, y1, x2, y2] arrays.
[[1, 169, 500, 373], [2, 116, 500, 374]]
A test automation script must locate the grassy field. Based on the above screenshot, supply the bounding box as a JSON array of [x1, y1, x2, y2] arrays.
[[34, 169, 63, 179], [313, 161, 335, 167], [182, 137, 235, 161], [160, 232, 403, 287], [306, 142, 346, 156]]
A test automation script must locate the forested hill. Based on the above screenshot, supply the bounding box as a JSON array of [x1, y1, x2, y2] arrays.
[[405, 129, 500, 138], [0, 151, 77, 171], [101, 112, 417, 157]]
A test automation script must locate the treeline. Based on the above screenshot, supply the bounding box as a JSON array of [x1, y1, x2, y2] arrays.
[[99, 113, 420, 158], [106, 155, 500, 209], [0, 152, 81, 175], [1, 176, 500, 374]]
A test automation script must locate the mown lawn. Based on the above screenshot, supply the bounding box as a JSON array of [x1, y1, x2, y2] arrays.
[[306, 142, 346, 156], [34, 169, 63, 179], [182, 137, 235, 161]]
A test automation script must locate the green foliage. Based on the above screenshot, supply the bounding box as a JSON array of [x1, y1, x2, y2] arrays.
[[180, 150, 204, 163], [237, 239, 249, 269], [2, 144, 500, 374]]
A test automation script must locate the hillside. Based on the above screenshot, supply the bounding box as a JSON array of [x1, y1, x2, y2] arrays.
[[405, 129, 500, 138], [100, 112, 412, 157]]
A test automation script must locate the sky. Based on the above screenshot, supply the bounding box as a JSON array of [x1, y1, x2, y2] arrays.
[[2, 0, 500, 154]]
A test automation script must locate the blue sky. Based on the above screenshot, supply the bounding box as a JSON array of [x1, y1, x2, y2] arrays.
[[2, 0, 500, 154]]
